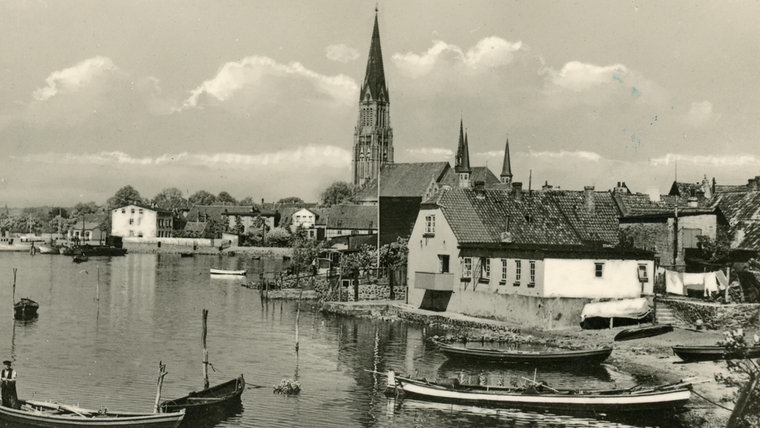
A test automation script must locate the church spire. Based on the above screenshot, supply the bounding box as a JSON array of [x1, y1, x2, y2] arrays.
[[500, 137, 513, 185], [352, 9, 393, 188], [455, 120, 471, 173], [361, 9, 388, 102]]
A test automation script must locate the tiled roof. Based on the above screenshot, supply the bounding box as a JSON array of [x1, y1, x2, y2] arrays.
[[438, 166, 500, 188], [734, 222, 760, 250], [186, 205, 254, 221], [432, 188, 584, 246], [546, 190, 621, 245], [711, 191, 760, 250], [314, 205, 377, 230], [355, 162, 450, 200], [614, 193, 716, 218]]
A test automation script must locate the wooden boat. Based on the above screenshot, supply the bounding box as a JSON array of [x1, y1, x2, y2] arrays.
[[180, 252, 195, 258], [72, 253, 89, 263], [75, 244, 128, 256], [37, 244, 60, 254], [0, 399, 184, 427], [433, 340, 612, 365], [210, 268, 247, 276], [159, 309, 245, 421], [673, 345, 760, 362], [614, 324, 673, 341], [14, 297, 39, 321], [385, 371, 692, 414], [159, 374, 245, 417]]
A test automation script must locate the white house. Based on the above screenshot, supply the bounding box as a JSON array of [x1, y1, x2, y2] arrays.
[[407, 184, 654, 329], [111, 204, 173, 238]]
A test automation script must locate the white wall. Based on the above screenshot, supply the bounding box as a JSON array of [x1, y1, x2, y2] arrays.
[[407, 207, 459, 307], [543, 258, 654, 298], [111, 205, 158, 238]]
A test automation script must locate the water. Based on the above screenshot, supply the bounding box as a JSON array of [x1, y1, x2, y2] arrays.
[[0, 253, 673, 427]]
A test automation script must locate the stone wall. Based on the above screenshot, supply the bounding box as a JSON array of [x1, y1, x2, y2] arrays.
[[340, 282, 407, 302], [660, 297, 760, 330]]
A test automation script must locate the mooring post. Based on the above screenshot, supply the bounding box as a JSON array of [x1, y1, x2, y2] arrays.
[[202, 308, 209, 389], [12, 268, 17, 314], [153, 361, 168, 413]]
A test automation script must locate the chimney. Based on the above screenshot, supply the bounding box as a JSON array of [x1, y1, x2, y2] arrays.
[[473, 180, 486, 199], [748, 178, 758, 191], [542, 180, 553, 191], [512, 182, 523, 201], [584, 186, 595, 214], [687, 196, 698, 208]]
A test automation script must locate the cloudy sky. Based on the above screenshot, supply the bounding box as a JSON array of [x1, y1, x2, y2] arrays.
[[2, 0, 759, 207]]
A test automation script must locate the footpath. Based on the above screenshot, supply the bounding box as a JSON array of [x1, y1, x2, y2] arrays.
[[319, 299, 754, 427]]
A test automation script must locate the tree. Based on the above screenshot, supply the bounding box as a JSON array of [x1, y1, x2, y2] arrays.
[[278, 196, 304, 204], [217, 191, 237, 206], [71, 202, 100, 219], [203, 217, 226, 239], [697, 226, 733, 263], [107, 185, 144, 209], [239, 196, 256, 206], [151, 187, 188, 211], [232, 215, 245, 235], [319, 181, 354, 206], [291, 234, 324, 278], [189, 190, 217, 206], [266, 227, 291, 247], [715, 329, 760, 427]]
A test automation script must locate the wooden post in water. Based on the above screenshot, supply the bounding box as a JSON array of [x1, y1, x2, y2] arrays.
[[153, 361, 168, 413], [295, 288, 302, 353], [12, 268, 17, 312], [96, 265, 100, 302], [202, 308, 209, 389]]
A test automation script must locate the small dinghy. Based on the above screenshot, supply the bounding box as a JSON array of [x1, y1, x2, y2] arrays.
[[0, 400, 184, 427], [432, 339, 612, 365], [673, 345, 760, 362], [209, 268, 247, 276], [614, 324, 673, 341]]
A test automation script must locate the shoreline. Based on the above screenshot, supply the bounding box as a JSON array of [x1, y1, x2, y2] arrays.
[[316, 299, 745, 427]]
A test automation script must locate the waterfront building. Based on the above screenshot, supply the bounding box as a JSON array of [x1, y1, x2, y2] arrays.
[[406, 184, 654, 329], [111, 204, 173, 239]]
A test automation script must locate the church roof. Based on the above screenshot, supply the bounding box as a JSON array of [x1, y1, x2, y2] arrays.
[[501, 138, 512, 178], [355, 162, 450, 200], [360, 12, 388, 103], [454, 120, 471, 173]]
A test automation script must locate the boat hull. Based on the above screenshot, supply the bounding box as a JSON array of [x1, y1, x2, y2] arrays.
[[14, 298, 39, 321], [434, 341, 612, 365], [159, 375, 245, 420], [389, 374, 691, 414], [673, 345, 760, 362], [209, 269, 247, 276], [0, 401, 184, 427], [37, 245, 60, 254], [614, 324, 673, 341]]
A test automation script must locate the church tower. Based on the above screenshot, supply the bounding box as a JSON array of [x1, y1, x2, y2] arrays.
[[454, 119, 472, 188], [500, 137, 513, 185], [353, 9, 393, 188]]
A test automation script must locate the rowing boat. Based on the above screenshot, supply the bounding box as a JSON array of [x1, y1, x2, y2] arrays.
[[673, 345, 760, 362], [614, 324, 673, 341], [0, 400, 184, 427], [385, 370, 691, 414], [14, 297, 39, 321], [159, 374, 245, 418], [209, 268, 247, 276], [432, 340, 612, 365]]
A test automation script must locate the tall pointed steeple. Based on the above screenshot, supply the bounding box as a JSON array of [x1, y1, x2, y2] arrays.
[[500, 137, 513, 185], [455, 121, 472, 188], [352, 8, 393, 188]]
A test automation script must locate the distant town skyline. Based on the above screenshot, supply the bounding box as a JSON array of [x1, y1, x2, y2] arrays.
[[2, 1, 759, 207]]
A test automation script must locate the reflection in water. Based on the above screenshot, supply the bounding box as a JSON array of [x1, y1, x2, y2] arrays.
[[0, 253, 684, 428]]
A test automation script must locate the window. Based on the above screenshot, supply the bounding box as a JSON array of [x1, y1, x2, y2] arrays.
[[514, 260, 522, 284], [638, 264, 649, 282], [462, 257, 472, 278], [425, 215, 435, 235], [138, 209, 143, 214], [500, 259, 508, 283], [480, 258, 490, 280], [438, 255, 450, 273], [129, 218, 134, 225], [528, 261, 536, 288], [131, 208, 135, 214], [595, 263, 604, 278], [121, 209, 125, 214]]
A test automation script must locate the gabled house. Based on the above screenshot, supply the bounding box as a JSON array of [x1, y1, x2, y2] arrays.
[[111, 204, 173, 238], [407, 184, 654, 328], [68, 219, 107, 243]]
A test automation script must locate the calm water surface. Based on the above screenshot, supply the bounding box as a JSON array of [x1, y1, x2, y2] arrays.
[[0, 253, 673, 427]]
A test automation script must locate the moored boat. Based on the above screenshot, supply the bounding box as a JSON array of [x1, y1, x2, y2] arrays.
[[673, 345, 760, 362], [432, 340, 612, 365], [0, 400, 184, 427], [385, 370, 692, 414], [36, 244, 60, 254], [14, 297, 39, 321], [72, 253, 89, 263], [210, 268, 247, 276], [159, 375, 245, 418], [614, 324, 673, 341]]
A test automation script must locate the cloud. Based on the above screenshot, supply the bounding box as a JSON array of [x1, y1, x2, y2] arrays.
[[684, 100, 716, 127], [33, 56, 119, 101], [405, 147, 453, 156], [325, 44, 359, 63], [12, 145, 352, 170], [650, 153, 759, 167], [524, 149, 602, 162], [547, 61, 629, 92], [181, 56, 358, 110], [392, 37, 523, 78]]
